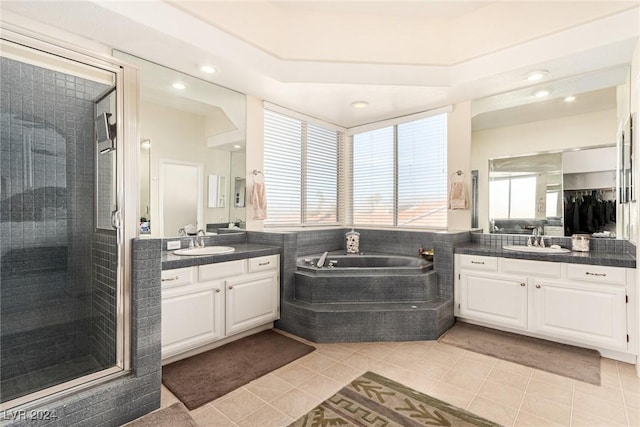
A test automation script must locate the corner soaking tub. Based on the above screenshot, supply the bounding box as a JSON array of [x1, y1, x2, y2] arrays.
[[295, 252, 436, 304], [296, 253, 433, 275]]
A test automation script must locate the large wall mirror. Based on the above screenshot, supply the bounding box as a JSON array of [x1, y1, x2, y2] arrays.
[[472, 66, 632, 240], [114, 51, 247, 237]]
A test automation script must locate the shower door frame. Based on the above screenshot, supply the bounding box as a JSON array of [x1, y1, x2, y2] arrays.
[[0, 25, 138, 410]]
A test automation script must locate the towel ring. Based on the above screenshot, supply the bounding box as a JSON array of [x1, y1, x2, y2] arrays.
[[252, 169, 264, 183], [450, 170, 465, 181]]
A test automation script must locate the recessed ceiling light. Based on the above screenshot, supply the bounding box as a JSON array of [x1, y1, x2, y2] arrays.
[[532, 89, 552, 98], [172, 82, 186, 90], [233, 144, 241, 149], [351, 101, 369, 109], [564, 95, 576, 103], [201, 65, 219, 74], [526, 70, 548, 81]]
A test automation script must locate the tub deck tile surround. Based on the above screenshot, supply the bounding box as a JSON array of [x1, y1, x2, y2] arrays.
[[275, 228, 468, 342], [5, 238, 162, 427], [294, 268, 438, 303], [280, 299, 454, 343]]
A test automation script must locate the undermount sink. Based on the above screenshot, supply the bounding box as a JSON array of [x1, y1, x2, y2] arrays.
[[503, 245, 571, 254], [173, 246, 235, 256]]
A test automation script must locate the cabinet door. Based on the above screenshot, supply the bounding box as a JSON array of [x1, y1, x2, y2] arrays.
[[459, 271, 528, 330], [532, 279, 627, 351], [226, 271, 279, 336], [161, 281, 224, 359]]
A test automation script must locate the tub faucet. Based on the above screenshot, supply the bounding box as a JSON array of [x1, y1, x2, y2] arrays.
[[317, 251, 329, 268]]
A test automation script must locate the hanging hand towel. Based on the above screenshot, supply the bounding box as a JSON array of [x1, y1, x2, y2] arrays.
[[449, 181, 468, 210], [251, 181, 267, 220]]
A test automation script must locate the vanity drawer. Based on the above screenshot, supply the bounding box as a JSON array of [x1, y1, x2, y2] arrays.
[[161, 267, 196, 287], [248, 255, 279, 273], [502, 258, 561, 278], [458, 254, 498, 271], [199, 260, 246, 281], [567, 264, 626, 286]]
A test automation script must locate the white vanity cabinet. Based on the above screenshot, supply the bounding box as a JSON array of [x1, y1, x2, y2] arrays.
[[458, 256, 528, 329], [161, 278, 224, 358], [532, 266, 628, 352], [161, 254, 280, 360], [226, 270, 279, 335], [454, 254, 636, 361]]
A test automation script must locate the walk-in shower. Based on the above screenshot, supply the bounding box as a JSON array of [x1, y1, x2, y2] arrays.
[[0, 34, 129, 410]]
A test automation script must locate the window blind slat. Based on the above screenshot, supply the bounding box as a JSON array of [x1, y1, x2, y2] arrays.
[[264, 109, 341, 226], [352, 127, 394, 225], [397, 115, 448, 227], [352, 114, 448, 228], [264, 110, 302, 224]]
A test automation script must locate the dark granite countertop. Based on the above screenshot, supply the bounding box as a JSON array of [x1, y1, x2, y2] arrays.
[[161, 243, 281, 270], [455, 243, 636, 268]]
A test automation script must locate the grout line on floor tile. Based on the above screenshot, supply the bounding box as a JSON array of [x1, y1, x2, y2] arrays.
[[568, 378, 576, 427], [513, 368, 535, 427], [615, 359, 634, 427]]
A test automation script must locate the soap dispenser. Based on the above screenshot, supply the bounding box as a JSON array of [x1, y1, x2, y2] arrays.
[[345, 229, 360, 254]]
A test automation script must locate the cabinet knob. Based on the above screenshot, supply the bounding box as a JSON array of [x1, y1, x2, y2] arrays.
[[228, 286, 233, 290], [215, 288, 220, 293], [535, 284, 541, 289], [520, 283, 526, 287]]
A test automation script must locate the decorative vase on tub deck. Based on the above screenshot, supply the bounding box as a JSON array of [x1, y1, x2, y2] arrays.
[[345, 229, 360, 254]]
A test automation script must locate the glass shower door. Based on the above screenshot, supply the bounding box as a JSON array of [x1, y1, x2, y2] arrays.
[[0, 37, 126, 408]]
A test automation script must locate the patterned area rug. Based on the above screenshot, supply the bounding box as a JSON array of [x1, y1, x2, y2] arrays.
[[290, 371, 501, 427]]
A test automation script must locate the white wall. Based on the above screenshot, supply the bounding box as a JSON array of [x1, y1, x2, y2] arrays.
[[245, 96, 265, 231], [141, 100, 231, 235], [472, 108, 618, 232], [447, 101, 473, 230]]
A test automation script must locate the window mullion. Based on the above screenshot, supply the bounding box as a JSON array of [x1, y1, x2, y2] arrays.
[[301, 122, 308, 224], [393, 125, 398, 226], [508, 179, 512, 219]]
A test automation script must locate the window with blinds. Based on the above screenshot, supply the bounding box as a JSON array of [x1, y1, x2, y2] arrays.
[[352, 127, 394, 225], [263, 109, 341, 226], [352, 113, 448, 228]]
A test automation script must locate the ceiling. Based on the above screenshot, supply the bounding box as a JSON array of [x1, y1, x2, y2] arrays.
[[1, 1, 639, 128]]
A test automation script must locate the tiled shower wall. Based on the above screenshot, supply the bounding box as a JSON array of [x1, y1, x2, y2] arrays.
[[0, 56, 112, 386], [91, 231, 118, 368], [5, 239, 163, 426]]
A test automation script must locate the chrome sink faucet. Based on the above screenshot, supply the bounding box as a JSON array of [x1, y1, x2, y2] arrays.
[[528, 227, 545, 247], [196, 229, 206, 248], [528, 228, 538, 247]]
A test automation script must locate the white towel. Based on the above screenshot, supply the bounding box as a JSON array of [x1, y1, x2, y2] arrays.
[[251, 181, 267, 220], [448, 181, 468, 210]]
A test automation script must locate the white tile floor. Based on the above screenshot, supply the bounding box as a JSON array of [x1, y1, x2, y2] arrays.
[[160, 330, 640, 427]]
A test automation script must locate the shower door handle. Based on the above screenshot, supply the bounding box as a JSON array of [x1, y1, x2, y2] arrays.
[[111, 209, 122, 245]]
